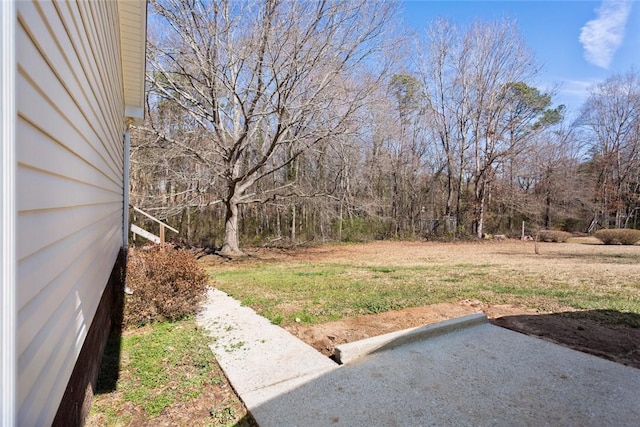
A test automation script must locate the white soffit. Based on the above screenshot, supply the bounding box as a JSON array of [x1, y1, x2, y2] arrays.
[[118, 0, 147, 119]]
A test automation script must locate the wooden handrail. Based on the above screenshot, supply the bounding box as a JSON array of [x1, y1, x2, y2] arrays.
[[130, 205, 179, 233], [130, 205, 178, 246]]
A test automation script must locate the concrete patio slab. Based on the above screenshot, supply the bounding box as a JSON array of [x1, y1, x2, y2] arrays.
[[334, 313, 488, 364], [198, 288, 640, 427]]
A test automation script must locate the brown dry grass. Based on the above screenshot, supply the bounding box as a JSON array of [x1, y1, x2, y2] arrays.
[[232, 240, 638, 288]]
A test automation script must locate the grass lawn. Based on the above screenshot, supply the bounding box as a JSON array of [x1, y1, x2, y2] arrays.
[[203, 240, 640, 327], [87, 318, 253, 426]]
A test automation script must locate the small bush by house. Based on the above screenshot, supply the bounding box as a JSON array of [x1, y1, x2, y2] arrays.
[[124, 247, 209, 328], [594, 229, 640, 245], [537, 230, 572, 243]]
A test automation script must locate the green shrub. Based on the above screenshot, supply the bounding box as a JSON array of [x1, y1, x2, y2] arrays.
[[537, 230, 572, 243], [124, 247, 209, 328], [594, 229, 640, 245]]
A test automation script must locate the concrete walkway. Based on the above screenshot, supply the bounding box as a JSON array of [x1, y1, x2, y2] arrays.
[[197, 288, 640, 426]]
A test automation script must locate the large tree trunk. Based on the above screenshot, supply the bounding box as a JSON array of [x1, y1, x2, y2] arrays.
[[219, 196, 243, 256], [290, 204, 296, 243], [444, 152, 455, 218], [473, 178, 486, 239], [476, 193, 486, 239]]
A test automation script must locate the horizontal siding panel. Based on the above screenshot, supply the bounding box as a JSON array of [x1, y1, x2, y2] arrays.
[[16, 21, 122, 182], [100, 1, 122, 109], [74, 1, 123, 163], [26, 331, 76, 426], [74, 2, 124, 163], [18, 2, 122, 144], [16, 71, 122, 184], [17, 118, 121, 195], [17, 214, 121, 353], [18, 2, 124, 180], [17, 2, 102, 130], [47, 1, 124, 156], [77, 2, 115, 126], [17, 223, 120, 395], [17, 202, 121, 260], [19, 304, 76, 425], [17, 165, 121, 212], [18, 228, 121, 424], [17, 206, 121, 310]]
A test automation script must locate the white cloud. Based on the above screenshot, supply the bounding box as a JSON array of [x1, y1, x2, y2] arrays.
[[544, 78, 602, 120], [579, 0, 632, 69], [562, 79, 599, 97]]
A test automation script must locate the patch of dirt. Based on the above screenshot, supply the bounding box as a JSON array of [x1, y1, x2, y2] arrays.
[[492, 311, 640, 369], [285, 300, 640, 369], [284, 300, 487, 356]]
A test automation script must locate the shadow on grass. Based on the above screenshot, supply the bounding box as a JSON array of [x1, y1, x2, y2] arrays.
[[95, 328, 122, 393], [94, 251, 126, 394], [491, 309, 640, 369]]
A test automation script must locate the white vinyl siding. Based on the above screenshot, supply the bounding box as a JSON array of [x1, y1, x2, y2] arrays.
[[16, 1, 126, 424]]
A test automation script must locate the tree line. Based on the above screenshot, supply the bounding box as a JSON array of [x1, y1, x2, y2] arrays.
[[130, 0, 640, 253]]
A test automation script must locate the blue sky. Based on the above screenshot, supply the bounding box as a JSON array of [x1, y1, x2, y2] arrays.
[[401, 0, 639, 119]]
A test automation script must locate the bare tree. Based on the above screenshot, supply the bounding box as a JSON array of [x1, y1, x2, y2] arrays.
[[463, 20, 544, 238], [535, 126, 591, 230], [387, 73, 429, 235], [417, 18, 465, 224], [144, 0, 398, 255], [493, 121, 590, 232], [417, 18, 560, 237], [579, 69, 640, 229]]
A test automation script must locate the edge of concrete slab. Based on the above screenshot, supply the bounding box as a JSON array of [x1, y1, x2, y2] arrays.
[[197, 288, 338, 397], [334, 313, 488, 364]]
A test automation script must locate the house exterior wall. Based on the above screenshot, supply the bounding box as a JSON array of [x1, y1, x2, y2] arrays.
[[15, 1, 131, 424]]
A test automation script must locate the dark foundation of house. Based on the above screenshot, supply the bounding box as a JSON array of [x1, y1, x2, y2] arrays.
[[52, 249, 126, 427]]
